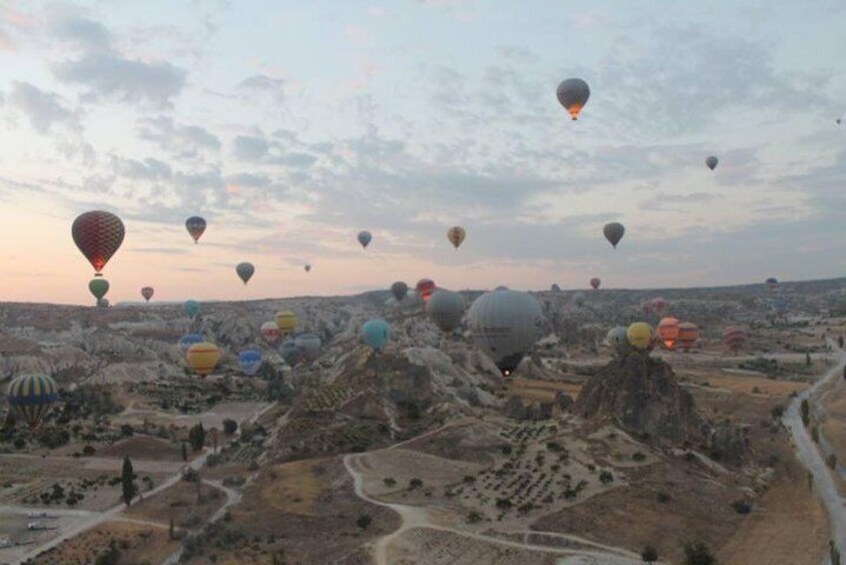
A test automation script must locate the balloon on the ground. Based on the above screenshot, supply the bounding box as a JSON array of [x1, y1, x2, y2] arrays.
[[427, 289, 465, 333], [391, 281, 409, 302], [261, 321, 281, 344], [723, 326, 749, 354], [236, 262, 255, 285], [179, 333, 204, 352], [294, 334, 322, 361], [185, 216, 207, 244], [357, 231, 372, 249], [590, 277, 601, 290], [7, 374, 59, 428], [186, 342, 221, 377], [705, 156, 718, 171], [416, 278, 436, 303], [603, 222, 625, 249], [447, 226, 466, 249], [361, 319, 391, 352], [467, 288, 543, 377], [605, 326, 629, 352], [89, 278, 109, 300], [677, 322, 699, 352], [627, 322, 654, 350], [238, 350, 262, 376], [141, 287, 154, 303], [275, 311, 297, 335], [656, 317, 681, 350], [556, 78, 590, 120], [72, 211, 125, 275], [184, 300, 200, 318]]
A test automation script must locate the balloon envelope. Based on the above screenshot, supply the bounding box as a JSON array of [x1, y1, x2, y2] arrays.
[[357, 230, 372, 248], [185, 216, 207, 243], [7, 374, 59, 428], [656, 317, 680, 350], [556, 78, 590, 120], [705, 156, 718, 171], [294, 333, 322, 361], [280, 339, 302, 366], [304, 264, 311, 273], [236, 262, 255, 285], [467, 289, 543, 377], [238, 350, 262, 376], [72, 211, 125, 275], [447, 226, 466, 249], [89, 278, 109, 300], [590, 277, 601, 290], [261, 321, 281, 344], [141, 286, 154, 302], [391, 281, 409, 302], [361, 319, 391, 352], [677, 322, 699, 352], [416, 279, 436, 303], [179, 333, 204, 352], [627, 322, 654, 350], [186, 343, 221, 377], [275, 311, 297, 334], [427, 289, 465, 333], [605, 326, 629, 352], [603, 222, 625, 249], [184, 300, 200, 318]]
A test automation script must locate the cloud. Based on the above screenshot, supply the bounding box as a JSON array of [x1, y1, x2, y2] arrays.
[[111, 156, 173, 181], [136, 115, 221, 159], [232, 135, 270, 161], [53, 53, 186, 107], [8, 81, 78, 133], [236, 74, 285, 104], [50, 14, 112, 52]]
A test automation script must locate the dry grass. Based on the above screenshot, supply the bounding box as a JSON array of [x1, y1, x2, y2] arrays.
[[260, 459, 324, 517]]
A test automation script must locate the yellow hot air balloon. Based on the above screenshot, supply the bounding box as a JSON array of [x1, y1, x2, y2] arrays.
[[447, 226, 466, 249], [627, 322, 654, 350], [186, 342, 221, 377], [275, 310, 297, 335]]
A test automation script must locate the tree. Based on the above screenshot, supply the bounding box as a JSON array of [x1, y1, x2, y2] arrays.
[[94, 539, 121, 565], [641, 545, 659, 563], [121, 456, 136, 507], [806, 352, 812, 367], [771, 405, 784, 419], [356, 514, 372, 530], [211, 427, 219, 454], [683, 541, 716, 565], [188, 423, 206, 452], [223, 418, 238, 435], [181, 441, 188, 463], [801, 400, 810, 426], [599, 470, 614, 485], [827, 453, 838, 470], [169, 513, 175, 541]]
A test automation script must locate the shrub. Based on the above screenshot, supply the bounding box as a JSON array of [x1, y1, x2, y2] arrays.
[[599, 471, 614, 485], [222, 419, 238, 435], [683, 541, 716, 565], [632, 452, 647, 462], [656, 492, 671, 504], [641, 545, 659, 563], [731, 500, 752, 514], [383, 477, 397, 487], [408, 478, 423, 490], [356, 514, 372, 530]]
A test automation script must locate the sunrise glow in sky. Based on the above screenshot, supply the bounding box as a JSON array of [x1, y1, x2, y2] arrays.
[[0, 0, 844, 305]]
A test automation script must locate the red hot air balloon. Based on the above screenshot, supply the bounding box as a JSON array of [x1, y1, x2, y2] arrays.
[[416, 278, 436, 303], [723, 326, 749, 355], [141, 287, 154, 303], [185, 216, 207, 244], [590, 277, 601, 290], [656, 317, 680, 350], [72, 211, 125, 276], [677, 322, 699, 352]]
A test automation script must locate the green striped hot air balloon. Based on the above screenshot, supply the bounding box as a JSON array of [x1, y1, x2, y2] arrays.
[[7, 374, 59, 428]]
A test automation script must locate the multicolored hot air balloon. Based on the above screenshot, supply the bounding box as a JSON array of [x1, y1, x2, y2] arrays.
[[275, 311, 297, 335], [705, 156, 719, 171], [72, 211, 125, 275], [627, 322, 654, 350], [238, 350, 262, 376], [179, 333, 204, 352], [261, 321, 281, 345], [185, 216, 207, 244], [427, 289, 465, 333], [677, 322, 699, 352], [89, 278, 109, 301], [723, 326, 749, 355], [603, 222, 625, 249], [184, 300, 200, 318], [7, 374, 59, 428], [357, 231, 372, 249], [447, 226, 466, 249], [141, 287, 154, 303], [391, 282, 409, 302], [590, 277, 601, 290], [416, 278, 436, 303], [656, 317, 680, 350], [186, 342, 221, 377], [236, 262, 255, 285], [294, 334, 322, 361], [556, 78, 590, 120], [467, 288, 543, 377], [280, 339, 302, 367], [361, 319, 391, 352]]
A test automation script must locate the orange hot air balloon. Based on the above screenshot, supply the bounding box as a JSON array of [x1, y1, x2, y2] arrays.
[[447, 226, 466, 249], [186, 342, 221, 377], [677, 322, 700, 352], [656, 317, 680, 350], [416, 278, 436, 303]]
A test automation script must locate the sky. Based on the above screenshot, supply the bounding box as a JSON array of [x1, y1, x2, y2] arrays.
[[0, 0, 844, 305]]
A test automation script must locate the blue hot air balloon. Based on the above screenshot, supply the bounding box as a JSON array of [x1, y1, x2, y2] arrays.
[[184, 300, 200, 318], [361, 319, 391, 352], [179, 333, 204, 352], [238, 350, 263, 376], [7, 374, 59, 428]]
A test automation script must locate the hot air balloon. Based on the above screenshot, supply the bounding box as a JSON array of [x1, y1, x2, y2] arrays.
[[304, 264, 312, 273], [723, 326, 749, 355], [427, 289, 465, 333], [179, 333, 204, 352], [627, 322, 654, 350], [650, 297, 667, 315], [677, 323, 699, 352], [572, 292, 585, 308], [603, 222, 625, 249], [89, 278, 109, 301], [837, 118, 842, 125], [766, 277, 779, 292], [447, 226, 466, 249], [186, 342, 221, 377], [656, 317, 681, 350], [294, 334, 322, 361], [551, 284, 562, 293], [556, 78, 590, 120], [236, 262, 255, 285], [72, 211, 125, 275], [391, 282, 409, 302], [7, 374, 59, 428], [97, 298, 110, 308], [605, 326, 629, 353], [467, 289, 543, 377], [361, 319, 391, 352], [357, 231, 372, 249], [141, 287, 154, 303], [275, 311, 297, 335], [238, 350, 262, 376], [280, 339, 302, 367], [261, 321, 281, 345], [185, 216, 207, 244], [184, 300, 200, 318], [416, 278, 436, 303], [590, 277, 601, 290], [705, 156, 718, 171]]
